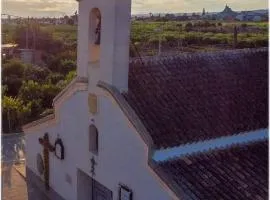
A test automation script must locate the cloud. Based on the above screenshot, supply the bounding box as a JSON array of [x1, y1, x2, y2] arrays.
[[2, 0, 268, 17], [132, 0, 268, 13], [2, 0, 77, 17]]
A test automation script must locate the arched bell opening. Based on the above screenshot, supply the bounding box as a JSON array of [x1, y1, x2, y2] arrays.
[[89, 8, 101, 63]]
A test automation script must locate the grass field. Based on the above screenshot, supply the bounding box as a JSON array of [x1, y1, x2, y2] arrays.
[[2, 20, 268, 53]]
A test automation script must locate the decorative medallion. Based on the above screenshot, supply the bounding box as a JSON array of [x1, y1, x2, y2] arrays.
[[36, 153, 44, 175], [55, 138, 65, 160], [88, 93, 98, 114], [119, 184, 133, 200]]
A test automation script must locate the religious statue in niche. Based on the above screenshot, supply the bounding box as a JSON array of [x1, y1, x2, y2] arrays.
[[119, 184, 133, 200], [39, 133, 55, 190], [54, 137, 65, 160], [94, 16, 101, 45]]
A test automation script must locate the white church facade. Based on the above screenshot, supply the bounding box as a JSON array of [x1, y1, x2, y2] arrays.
[[23, 0, 268, 200], [23, 0, 177, 199]]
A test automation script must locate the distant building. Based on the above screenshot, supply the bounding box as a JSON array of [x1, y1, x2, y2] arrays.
[[253, 15, 262, 21], [2, 44, 18, 58], [18, 49, 34, 64], [216, 4, 238, 21], [202, 8, 206, 16], [235, 14, 245, 21]]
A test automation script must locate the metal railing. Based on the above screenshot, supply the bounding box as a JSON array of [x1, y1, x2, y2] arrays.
[[2, 133, 26, 164]]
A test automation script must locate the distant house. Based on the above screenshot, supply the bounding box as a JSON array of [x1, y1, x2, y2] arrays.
[[55, 18, 62, 25], [2, 44, 18, 58], [245, 12, 263, 21], [253, 15, 262, 21], [235, 11, 266, 22], [235, 14, 245, 21]]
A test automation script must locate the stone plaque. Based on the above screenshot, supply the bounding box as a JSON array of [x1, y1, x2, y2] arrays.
[[88, 93, 98, 114], [36, 153, 44, 175]]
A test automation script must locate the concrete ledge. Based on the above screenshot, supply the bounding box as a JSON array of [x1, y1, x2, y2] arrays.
[[52, 76, 88, 105], [26, 167, 65, 200]]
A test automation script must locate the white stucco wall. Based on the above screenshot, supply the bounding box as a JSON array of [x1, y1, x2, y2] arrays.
[[79, 91, 176, 200], [25, 91, 89, 200], [25, 88, 176, 200]]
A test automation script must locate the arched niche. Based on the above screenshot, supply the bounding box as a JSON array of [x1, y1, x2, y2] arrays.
[[89, 8, 101, 63], [89, 124, 99, 154]]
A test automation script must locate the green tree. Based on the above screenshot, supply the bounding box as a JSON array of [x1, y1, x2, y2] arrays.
[[65, 70, 76, 82], [2, 96, 31, 132], [18, 80, 43, 102], [41, 83, 62, 108], [17, 81, 47, 121], [13, 25, 63, 53], [56, 70, 77, 89], [60, 59, 76, 74], [23, 65, 51, 83], [2, 85, 8, 97], [185, 22, 193, 32], [46, 73, 65, 84], [2, 59, 26, 96]]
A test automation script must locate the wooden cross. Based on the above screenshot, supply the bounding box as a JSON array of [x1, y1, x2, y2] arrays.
[[90, 156, 97, 176], [39, 133, 55, 190]]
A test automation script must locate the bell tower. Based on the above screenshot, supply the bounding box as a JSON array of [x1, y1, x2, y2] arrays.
[[77, 0, 132, 92]]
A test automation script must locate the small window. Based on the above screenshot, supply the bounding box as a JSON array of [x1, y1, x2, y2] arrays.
[[119, 184, 133, 200], [89, 124, 98, 154]]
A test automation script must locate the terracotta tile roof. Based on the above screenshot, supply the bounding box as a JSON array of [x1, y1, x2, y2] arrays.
[[123, 48, 268, 148], [158, 140, 268, 200]]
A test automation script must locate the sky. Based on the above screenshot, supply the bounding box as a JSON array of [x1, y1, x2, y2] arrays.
[[2, 0, 268, 18]]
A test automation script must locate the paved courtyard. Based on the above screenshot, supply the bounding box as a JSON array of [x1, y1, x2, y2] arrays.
[[1, 134, 51, 200], [2, 163, 49, 200]]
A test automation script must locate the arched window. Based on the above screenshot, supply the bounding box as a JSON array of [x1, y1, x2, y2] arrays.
[[89, 8, 101, 62], [89, 124, 98, 154]]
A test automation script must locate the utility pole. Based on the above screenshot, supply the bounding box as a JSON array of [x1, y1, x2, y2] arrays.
[[7, 108, 11, 133], [33, 19, 36, 64], [26, 16, 29, 49], [233, 25, 238, 48], [155, 27, 162, 56], [177, 24, 182, 51]]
